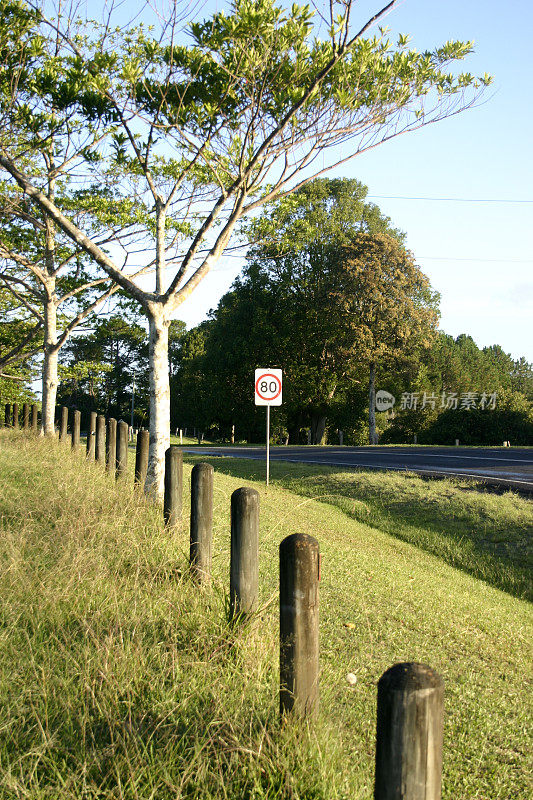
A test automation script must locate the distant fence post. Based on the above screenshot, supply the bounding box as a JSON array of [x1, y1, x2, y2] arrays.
[[164, 446, 183, 526], [95, 414, 106, 464], [86, 411, 97, 460], [229, 487, 259, 621], [279, 533, 320, 720], [31, 404, 38, 432], [13, 402, 19, 429], [116, 420, 129, 479], [134, 428, 149, 487], [190, 462, 214, 583], [106, 418, 117, 474], [22, 403, 29, 430], [59, 406, 68, 442], [72, 410, 81, 449], [374, 662, 444, 800]]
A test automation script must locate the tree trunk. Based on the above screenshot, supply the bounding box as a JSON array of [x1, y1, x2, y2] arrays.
[[145, 309, 170, 501], [310, 414, 327, 445], [368, 362, 377, 445], [41, 294, 59, 437]]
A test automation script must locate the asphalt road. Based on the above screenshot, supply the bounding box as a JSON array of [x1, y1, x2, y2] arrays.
[[184, 445, 533, 493]]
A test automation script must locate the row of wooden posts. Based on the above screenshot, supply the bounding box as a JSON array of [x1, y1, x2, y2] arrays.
[[2, 402, 38, 430], [4, 403, 445, 800]]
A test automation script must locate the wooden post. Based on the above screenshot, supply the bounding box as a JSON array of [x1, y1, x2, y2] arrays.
[[134, 428, 149, 487], [116, 420, 129, 479], [71, 410, 81, 449], [12, 402, 19, 429], [22, 403, 29, 430], [31, 404, 38, 431], [4, 404, 10, 427], [86, 411, 97, 459], [374, 662, 444, 800], [279, 533, 320, 720], [59, 406, 68, 442], [95, 414, 106, 464], [164, 446, 183, 526], [190, 462, 214, 583], [106, 417, 117, 474], [230, 487, 259, 621]]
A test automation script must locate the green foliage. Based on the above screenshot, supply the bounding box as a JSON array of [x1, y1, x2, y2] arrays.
[[382, 334, 533, 444], [174, 179, 438, 442], [58, 316, 150, 422], [421, 391, 533, 446], [0, 284, 40, 395]]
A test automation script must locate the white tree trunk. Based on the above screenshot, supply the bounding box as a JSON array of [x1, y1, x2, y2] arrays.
[[145, 309, 171, 501], [41, 295, 59, 436]]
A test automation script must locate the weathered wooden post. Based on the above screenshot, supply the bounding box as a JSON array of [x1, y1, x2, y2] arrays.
[[164, 446, 183, 526], [71, 410, 81, 449], [59, 406, 68, 442], [374, 662, 444, 800], [134, 428, 149, 487], [4, 404, 10, 427], [22, 403, 29, 430], [31, 404, 38, 431], [106, 417, 117, 474], [279, 533, 320, 720], [95, 414, 106, 464], [12, 402, 19, 429], [229, 487, 259, 621], [190, 462, 214, 582], [86, 411, 97, 460], [116, 420, 129, 479]]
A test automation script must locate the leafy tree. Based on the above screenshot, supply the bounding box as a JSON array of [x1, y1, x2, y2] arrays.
[[0, 187, 123, 434], [381, 334, 533, 443], [0, 281, 41, 380], [0, 282, 40, 405], [0, 0, 491, 495], [189, 181, 438, 443]]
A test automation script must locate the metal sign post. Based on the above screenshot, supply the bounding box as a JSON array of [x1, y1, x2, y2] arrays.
[[266, 404, 270, 485], [255, 368, 283, 486]]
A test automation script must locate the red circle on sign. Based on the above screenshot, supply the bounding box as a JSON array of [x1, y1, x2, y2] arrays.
[[255, 373, 282, 401]]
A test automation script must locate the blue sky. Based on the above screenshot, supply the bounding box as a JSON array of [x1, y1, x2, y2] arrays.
[[172, 0, 532, 363]]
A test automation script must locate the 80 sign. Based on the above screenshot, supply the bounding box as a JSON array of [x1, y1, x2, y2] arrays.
[[255, 369, 282, 406]]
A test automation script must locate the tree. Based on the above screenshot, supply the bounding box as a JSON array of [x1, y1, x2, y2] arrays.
[[0, 188, 123, 434], [0, 0, 491, 496], [191, 181, 438, 444], [329, 235, 440, 443], [243, 178, 407, 441], [0, 282, 40, 405]]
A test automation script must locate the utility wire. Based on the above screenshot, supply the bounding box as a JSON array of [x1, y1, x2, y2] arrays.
[[367, 195, 533, 203]]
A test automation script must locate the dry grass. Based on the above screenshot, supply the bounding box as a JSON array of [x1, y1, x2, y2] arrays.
[[0, 431, 531, 799]]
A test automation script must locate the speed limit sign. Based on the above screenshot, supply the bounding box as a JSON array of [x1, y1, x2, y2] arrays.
[[255, 369, 282, 406]]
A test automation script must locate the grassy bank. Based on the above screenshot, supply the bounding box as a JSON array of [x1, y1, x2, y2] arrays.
[[189, 455, 532, 601], [0, 431, 532, 799]]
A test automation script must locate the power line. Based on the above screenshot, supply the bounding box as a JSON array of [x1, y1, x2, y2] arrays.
[[367, 195, 533, 204], [418, 256, 532, 264]]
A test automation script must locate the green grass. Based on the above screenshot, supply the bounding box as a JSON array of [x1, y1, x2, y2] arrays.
[[192, 455, 533, 601], [0, 431, 532, 799]]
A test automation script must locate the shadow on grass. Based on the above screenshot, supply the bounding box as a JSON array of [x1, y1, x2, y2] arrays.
[[183, 455, 533, 602]]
